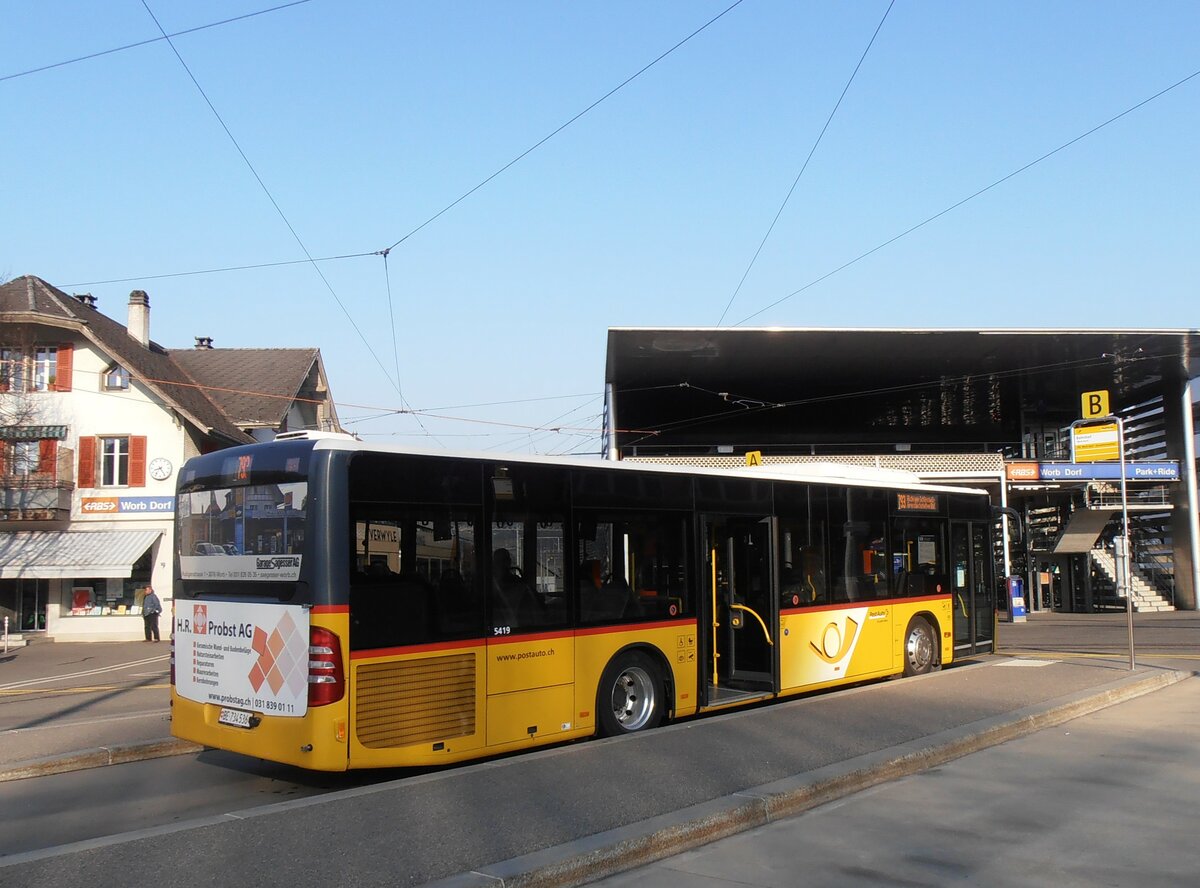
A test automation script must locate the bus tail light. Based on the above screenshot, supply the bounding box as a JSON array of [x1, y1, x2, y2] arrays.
[[169, 636, 175, 686], [308, 627, 345, 707]]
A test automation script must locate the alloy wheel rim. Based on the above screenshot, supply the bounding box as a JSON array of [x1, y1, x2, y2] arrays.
[[907, 626, 932, 671], [612, 665, 654, 730]]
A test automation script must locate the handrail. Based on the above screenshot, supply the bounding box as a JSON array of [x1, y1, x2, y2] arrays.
[[1130, 537, 1176, 606], [711, 547, 719, 687], [729, 604, 773, 646]]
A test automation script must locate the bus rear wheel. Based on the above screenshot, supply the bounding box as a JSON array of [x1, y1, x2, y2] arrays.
[[598, 652, 664, 736], [903, 617, 939, 677]]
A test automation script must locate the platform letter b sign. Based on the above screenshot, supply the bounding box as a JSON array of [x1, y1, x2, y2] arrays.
[[1082, 390, 1110, 419]]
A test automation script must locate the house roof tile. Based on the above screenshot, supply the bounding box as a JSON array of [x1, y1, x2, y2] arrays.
[[170, 348, 322, 427], [0, 275, 249, 444]]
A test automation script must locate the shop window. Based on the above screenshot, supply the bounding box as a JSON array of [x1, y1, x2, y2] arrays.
[[0, 578, 48, 631], [64, 551, 154, 617]]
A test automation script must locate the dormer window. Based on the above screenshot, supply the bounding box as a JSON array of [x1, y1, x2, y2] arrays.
[[104, 364, 130, 391]]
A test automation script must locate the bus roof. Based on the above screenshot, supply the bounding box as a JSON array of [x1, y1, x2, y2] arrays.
[[303, 436, 988, 497]]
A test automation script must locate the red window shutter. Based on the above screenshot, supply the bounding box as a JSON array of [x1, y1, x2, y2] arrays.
[[78, 436, 96, 488], [38, 439, 57, 476], [129, 436, 147, 487], [55, 343, 73, 392], [0, 444, 7, 476]]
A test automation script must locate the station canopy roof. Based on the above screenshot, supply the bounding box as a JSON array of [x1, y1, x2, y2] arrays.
[[605, 328, 1200, 453]]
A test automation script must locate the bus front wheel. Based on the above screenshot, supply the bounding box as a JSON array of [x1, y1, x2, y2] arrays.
[[903, 617, 939, 677], [598, 652, 664, 736]]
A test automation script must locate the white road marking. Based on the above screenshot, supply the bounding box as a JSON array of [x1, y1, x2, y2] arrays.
[[0, 654, 169, 691]]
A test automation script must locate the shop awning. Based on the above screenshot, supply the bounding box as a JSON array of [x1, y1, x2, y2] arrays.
[[0, 530, 161, 579]]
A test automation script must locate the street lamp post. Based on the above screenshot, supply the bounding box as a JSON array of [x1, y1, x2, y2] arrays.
[[1114, 415, 1134, 670]]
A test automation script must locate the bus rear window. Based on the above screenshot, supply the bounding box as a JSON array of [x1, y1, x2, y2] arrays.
[[177, 482, 307, 582]]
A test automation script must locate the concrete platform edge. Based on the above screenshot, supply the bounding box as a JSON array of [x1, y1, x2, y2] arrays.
[[433, 667, 1190, 888], [0, 738, 203, 783]]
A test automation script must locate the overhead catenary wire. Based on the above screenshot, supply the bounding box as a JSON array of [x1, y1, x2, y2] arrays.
[[137, 0, 406, 409], [62, 251, 377, 289], [63, 3, 749, 290], [16, 7, 1193, 455], [716, 0, 895, 327], [0, 0, 314, 83], [50, 49, 1199, 403], [378, 250, 440, 445], [735, 66, 1200, 327], [47, 2, 751, 449], [496, 396, 604, 455], [379, 0, 748, 254], [90, 345, 1174, 447]]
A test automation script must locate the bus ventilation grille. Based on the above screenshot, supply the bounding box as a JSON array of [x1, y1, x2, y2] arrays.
[[354, 653, 477, 748]]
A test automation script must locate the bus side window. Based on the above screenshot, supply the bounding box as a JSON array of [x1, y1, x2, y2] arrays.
[[490, 518, 567, 633], [576, 514, 690, 624], [778, 521, 827, 608], [349, 512, 483, 650]]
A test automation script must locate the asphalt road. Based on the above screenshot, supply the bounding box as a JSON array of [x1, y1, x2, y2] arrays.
[[0, 748, 385, 857], [0, 642, 173, 765]]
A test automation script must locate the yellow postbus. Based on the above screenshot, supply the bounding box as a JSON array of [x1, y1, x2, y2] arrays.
[[171, 434, 995, 771]]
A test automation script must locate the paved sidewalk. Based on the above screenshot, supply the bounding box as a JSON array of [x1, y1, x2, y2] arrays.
[[588, 672, 1200, 888]]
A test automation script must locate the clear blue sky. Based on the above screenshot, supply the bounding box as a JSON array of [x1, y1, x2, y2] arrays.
[[4, 1, 1197, 454]]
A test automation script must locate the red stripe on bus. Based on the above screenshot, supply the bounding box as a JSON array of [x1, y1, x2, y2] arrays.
[[575, 618, 695, 638], [311, 605, 349, 615], [780, 594, 951, 616], [348, 617, 700, 658]]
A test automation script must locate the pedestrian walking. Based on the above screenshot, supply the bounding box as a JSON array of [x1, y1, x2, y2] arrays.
[[142, 587, 162, 642]]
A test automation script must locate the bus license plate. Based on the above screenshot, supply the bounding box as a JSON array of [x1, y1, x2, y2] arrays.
[[218, 707, 253, 729]]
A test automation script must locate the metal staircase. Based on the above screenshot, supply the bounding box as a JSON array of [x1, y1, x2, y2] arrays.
[[1090, 547, 1175, 612]]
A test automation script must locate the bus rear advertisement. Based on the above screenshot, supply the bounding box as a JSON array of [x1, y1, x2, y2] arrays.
[[170, 436, 995, 771]]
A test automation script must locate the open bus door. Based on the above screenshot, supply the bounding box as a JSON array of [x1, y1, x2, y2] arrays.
[[702, 516, 777, 709]]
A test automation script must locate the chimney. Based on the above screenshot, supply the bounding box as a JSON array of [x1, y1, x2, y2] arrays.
[[194, 336, 214, 349], [128, 290, 150, 346], [74, 293, 97, 308]]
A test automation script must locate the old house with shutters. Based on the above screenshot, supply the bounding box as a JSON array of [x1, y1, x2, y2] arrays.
[[0, 275, 343, 641]]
